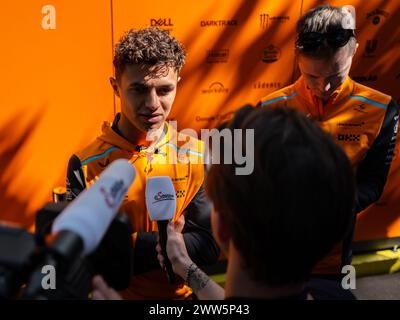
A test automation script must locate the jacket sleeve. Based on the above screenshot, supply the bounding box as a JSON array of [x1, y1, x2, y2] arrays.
[[133, 183, 220, 275], [66, 154, 86, 201], [354, 98, 399, 213]]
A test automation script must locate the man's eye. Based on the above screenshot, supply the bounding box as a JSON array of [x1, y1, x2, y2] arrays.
[[157, 88, 172, 95], [133, 87, 147, 93]]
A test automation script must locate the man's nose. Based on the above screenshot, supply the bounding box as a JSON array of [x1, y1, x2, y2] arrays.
[[316, 78, 331, 92], [323, 81, 331, 92], [144, 89, 159, 111]]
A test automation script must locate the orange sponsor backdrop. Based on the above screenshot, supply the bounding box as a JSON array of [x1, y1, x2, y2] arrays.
[[0, 0, 399, 242], [0, 1, 114, 227]]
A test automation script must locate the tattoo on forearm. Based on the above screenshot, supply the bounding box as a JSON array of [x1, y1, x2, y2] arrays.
[[186, 263, 210, 293]]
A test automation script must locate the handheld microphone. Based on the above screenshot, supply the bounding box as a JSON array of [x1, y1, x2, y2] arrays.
[[52, 158, 136, 256], [145, 176, 176, 284], [23, 159, 136, 299]]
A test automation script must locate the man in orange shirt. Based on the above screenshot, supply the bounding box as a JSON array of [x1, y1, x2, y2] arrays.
[[93, 106, 357, 300], [258, 5, 399, 276], [66, 27, 219, 299]]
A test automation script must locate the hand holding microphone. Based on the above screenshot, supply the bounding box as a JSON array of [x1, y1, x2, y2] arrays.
[[155, 215, 193, 281], [145, 176, 177, 284]]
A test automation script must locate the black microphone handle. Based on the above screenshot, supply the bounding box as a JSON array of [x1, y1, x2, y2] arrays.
[[158, 220, 175, 284]]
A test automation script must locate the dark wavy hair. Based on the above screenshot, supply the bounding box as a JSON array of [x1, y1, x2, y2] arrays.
[[206, 105, 355, 286]]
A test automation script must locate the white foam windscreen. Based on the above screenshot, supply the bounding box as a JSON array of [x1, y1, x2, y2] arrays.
[[145, 176, 176, 221], [52, 159, 136, 255]]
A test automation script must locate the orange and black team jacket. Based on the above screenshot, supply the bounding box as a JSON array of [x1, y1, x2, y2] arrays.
[[258, 76, 399, 275], [66, 113, 220, 299]]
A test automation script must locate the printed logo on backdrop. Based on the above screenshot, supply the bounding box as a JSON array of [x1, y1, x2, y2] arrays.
[[201, 82, 229, 94], [253, 81, 282, 90], [195, 111, 234, 123], [352, 75, 378, 83], [366, 9, 389, 25], [259, 14, 289, 29], [200, 20, 238, 27], [363, 40, 378, 58], [206, 49, 229, 64], [150, 18, 174, 32], [260, 45, 281, 63]]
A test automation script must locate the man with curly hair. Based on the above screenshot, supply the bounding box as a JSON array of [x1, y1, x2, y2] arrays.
[[65, 28, 219, 299], [92, 106, 357, 300]]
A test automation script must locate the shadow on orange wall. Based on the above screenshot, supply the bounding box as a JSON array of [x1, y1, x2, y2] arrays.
[[0, 0, 399, 242], [0, 112, 43, 228]]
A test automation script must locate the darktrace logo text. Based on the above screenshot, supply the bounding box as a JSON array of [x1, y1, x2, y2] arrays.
[[200, 20, 238, 27]]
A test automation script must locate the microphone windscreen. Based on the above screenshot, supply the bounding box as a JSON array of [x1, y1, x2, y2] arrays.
[[52, 159, 136, 255], [145, 176, 176, 221]]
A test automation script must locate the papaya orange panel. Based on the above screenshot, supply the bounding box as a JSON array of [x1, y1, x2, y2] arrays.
[[349, 0, 400, 241], [112, 0, 302, 131], [0, 1, 114, 227]]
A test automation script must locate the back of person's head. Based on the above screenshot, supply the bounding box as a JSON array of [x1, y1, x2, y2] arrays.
[[296, 5, 357, 58], [205, 105, 355, 287], [113, 27, 186, 80]]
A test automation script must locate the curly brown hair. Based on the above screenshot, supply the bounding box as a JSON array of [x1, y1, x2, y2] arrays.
[[113, 27, 186, 80]]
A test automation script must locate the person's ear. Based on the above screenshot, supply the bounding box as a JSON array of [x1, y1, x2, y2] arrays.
[[352, 42, 359, 57], [109, 77, 120, 97], [215, 210, 231, 246]]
